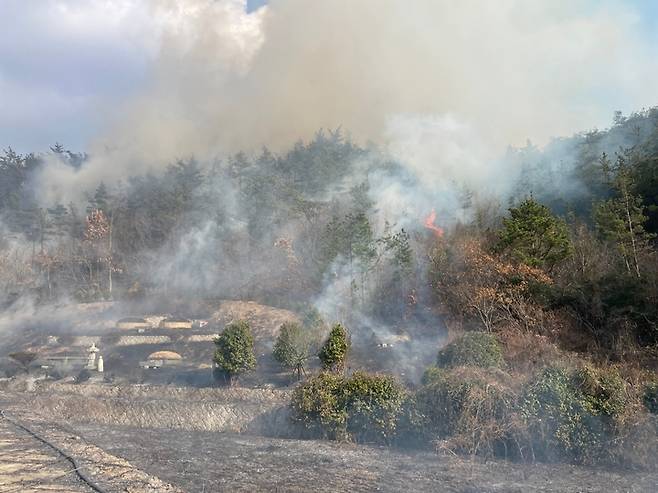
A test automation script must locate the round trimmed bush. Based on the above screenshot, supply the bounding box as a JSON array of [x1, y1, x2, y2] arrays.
[[290, 371, 406, 443], [437, 332, 504, 369]]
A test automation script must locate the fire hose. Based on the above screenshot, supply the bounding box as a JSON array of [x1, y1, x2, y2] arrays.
[[0, 409, 110, 493]]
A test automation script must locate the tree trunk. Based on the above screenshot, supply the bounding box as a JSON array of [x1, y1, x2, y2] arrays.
[[622, 185, 641, 278]]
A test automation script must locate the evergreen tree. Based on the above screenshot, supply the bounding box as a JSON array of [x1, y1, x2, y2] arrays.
[[496, 197, 572, 270], [595, 153, 655, 278], [318, 323, 350, 372], [273, 321, 316, 380], [213, 320, 256, 385]]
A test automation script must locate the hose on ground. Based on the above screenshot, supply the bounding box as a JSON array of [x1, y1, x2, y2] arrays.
[[0, 409, 110, 493]]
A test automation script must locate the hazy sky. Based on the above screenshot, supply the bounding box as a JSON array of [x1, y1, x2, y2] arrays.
[[1, 0, 656, 153]]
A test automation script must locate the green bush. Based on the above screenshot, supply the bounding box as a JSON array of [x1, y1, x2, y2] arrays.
[[520, 366, 604, 463], [290, 371, 406, 443], [342, 371, 407, 443], [318, 323, 350, 371], [290, 372, 347, 439], [437, 332, 504, 369], [644, 381, 658, 414], [213, 320, 256, 384], [576, 365, 627, 417], [415, 367, 520, 457]]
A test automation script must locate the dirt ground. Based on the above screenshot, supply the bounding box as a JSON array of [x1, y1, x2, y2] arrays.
[[30, 423, 658, 493], [0, 411, 182, 493], [0, 417, 93, 493], [2, 383, 657, 493]]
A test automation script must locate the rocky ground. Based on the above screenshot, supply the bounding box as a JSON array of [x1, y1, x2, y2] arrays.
[[1, 382, 657, 492]]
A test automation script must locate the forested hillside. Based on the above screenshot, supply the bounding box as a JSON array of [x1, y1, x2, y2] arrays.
[[1, 110, 657, 355], [2, 108, 658, 467]]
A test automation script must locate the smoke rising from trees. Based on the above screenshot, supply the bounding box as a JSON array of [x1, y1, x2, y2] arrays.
[[27, 0, 658, 207]]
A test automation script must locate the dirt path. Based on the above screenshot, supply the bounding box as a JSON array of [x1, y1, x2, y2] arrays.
[[0, 407, 183, 493], [0, 417, 93, 493]]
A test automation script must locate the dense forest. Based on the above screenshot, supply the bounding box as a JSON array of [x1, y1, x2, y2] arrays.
[[1, 109, 657, 351], [2, 108, 658, 467]]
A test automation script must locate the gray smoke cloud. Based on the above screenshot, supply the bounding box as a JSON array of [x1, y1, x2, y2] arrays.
[[30, 0, 658, 208]]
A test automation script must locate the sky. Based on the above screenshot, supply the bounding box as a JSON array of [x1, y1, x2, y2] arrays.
[[0, 0, 657, 154]]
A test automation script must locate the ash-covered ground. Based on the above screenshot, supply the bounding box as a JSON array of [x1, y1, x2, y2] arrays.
[[1, 381, 656, 493], [67, 424, 658, 493]]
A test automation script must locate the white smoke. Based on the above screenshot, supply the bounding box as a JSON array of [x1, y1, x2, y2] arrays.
[[30, 0, 658, 206]]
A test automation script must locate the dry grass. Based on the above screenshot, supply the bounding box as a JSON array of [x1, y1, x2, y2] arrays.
[[210, 300, 300, 342]]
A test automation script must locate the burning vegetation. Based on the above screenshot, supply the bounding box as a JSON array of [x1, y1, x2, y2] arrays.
[[1, 110, 658, 481]]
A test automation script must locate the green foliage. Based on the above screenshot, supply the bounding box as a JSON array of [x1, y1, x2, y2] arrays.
[[318, 323, 350, 371], [496, 197, 572, 270], [519, 366, 624, 464], [594, 153, 655, 278], [415, 367, 520, 457], [213, 320, 256, 383], [644, 381, 658, 414], [576, 365, 627, 417], [436, 332, 504, 369], [341, 371, 407, 443], [290, 371, 406, 443], [290, 372, 347, 439], [273, 322, 316, 380], [521, 367, 591, 461]]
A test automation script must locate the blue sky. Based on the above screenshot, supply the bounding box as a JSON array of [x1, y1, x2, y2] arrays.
[[1, 0, 657, 154]]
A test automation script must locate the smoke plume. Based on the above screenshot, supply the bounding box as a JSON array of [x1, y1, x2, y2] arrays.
[[31, 0, 658, 206]]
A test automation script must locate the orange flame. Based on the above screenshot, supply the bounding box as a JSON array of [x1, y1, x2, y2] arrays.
[[423, 209, 444, 238]]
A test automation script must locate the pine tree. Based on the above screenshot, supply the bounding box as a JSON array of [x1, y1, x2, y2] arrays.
[[496, 197, 572, 270], [318, 323, 350, 372], [594, 153, 654, 278]]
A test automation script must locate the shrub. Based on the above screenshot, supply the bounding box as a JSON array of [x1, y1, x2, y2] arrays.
[[318, 323, 350, 371], [341, 371, 407, 444], [290, 372, 347, 439], [520, 366, 608, 464], [644, 381, 658, 414], [273, 322, 316, 380], [290, 371, 406, 444], [576, 365, 627, 417], [436, 332, 504, 369], [415, 367, 521, 457], [213, 320, 256, 385]]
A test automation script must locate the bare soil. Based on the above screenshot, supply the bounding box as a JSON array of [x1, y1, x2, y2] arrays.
[[37, 423, 658, 493], [2, 383, 657, 493]]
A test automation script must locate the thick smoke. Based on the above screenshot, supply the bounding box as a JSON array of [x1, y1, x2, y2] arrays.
[[7, 1, 658, 381], [32, 0, 658, 206]]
